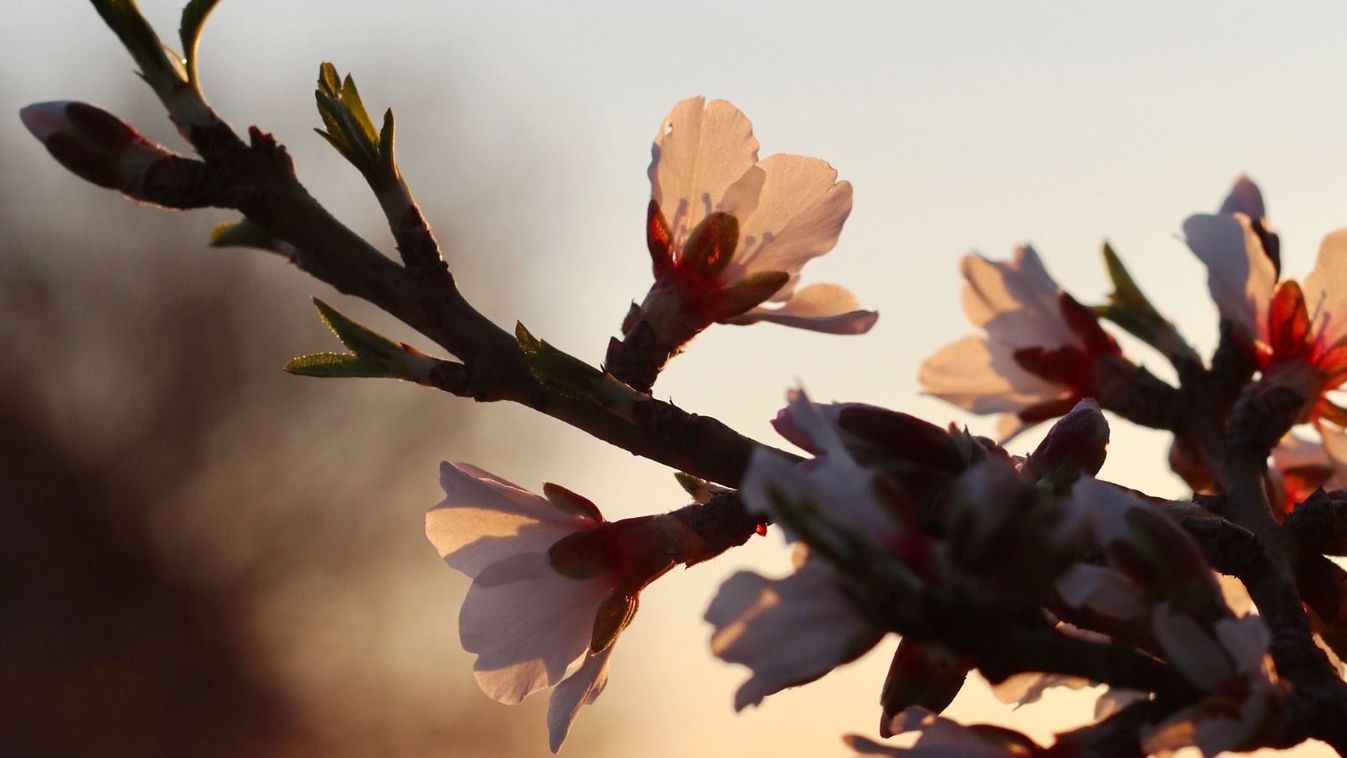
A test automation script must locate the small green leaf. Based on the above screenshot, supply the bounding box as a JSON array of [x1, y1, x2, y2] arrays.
[[1095, 241, 1168, 343], [317, 62, 341, 98], [313, 63, 387, 183], [338, 74, 378, 147], [209, 218, 281, 252], [516, 321, 542, 354], [675, 472, 708, 498], [517, 322, 646, 419], [515, 322, 604, 399], [179, 0, 221, 84], [314, 298, 398, 357], [378, 108, 397, 180], [298, 299, 442, 384], [284, 352, 392, 378], [673, 472, 729, 503]]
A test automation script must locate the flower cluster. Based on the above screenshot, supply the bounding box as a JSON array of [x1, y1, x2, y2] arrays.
[[388, 105, 1309, 755], [1185, 178, 1347, 503], [26, 7, 1347, 752]]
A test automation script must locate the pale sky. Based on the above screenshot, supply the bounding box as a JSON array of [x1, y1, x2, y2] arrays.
[[6, 2, 1347, 755]]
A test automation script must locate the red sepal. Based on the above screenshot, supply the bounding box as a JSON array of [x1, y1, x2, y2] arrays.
[[647, 200, 674, 278], [543, 482, 605, 522], [1269, 280, 1310, 362], [1013, 346, 1089, 387], [1059, 292, 1121, 358]]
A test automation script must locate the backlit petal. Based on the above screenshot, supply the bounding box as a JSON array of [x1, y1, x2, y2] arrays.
[[722, 155, 853, 290], [427, 462, 592, 577], [1300, 229, 1347, 347], [1182, 213, 1275, 340], [546, 644, 616, 753], [960, 247, 1076, 348], [1218, 175, 1266, 220], [736, 283, 877, 334], [1152, 602, 1232, 691], [461, 553, 610, 704], [649, 97, 759, 249], [706, 560, 882, 710], [919, 336, 1066, 414]]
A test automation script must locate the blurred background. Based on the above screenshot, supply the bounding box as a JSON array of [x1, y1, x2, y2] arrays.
[[4, 2, 1347, 756]]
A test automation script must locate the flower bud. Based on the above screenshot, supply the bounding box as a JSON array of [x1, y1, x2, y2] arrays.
[[1028, 398, 1109, 489], [20, 101, 173, 193]]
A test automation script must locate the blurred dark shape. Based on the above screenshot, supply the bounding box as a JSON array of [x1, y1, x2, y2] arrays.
[[0, 96, 593, 755], [0, 385, 303, 756]]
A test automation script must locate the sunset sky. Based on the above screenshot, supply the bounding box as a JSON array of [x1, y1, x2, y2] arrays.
[[7, 2, 1347, 755]]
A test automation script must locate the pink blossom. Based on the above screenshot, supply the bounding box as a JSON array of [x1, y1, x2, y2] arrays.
[[705, 390, 913, 707], [705, 550, 884, 710], [425, 463, 635, 752], [920, 246, 1121, 439], [1184, 176, 1347, 474], [642, 97, 877, 334]]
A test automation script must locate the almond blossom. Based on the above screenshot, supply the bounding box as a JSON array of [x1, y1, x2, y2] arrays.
[[638, 97, 877, 336], [704, 391, 900, 708], [425, 463, 670, 752], [920, 245, 1121, 439], [1184, 176, 1347, 471], [1067, 476, 1284, 755]]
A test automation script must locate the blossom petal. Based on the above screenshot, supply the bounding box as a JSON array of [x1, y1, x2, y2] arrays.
[[1181, 213, 1275, 340], [721, 155, 853, 289], [1151, 602, 1232, 691], [461, 552, 610, 704], [960, 247, 1075, 349], [736, 283, 878, 334], [919, 336, 1066, 414], [1215, 615, 1271, 676], [427, 462, 592, 577], [1218, 175, 1266, 220], [649, 97, 759, 249], [742, 398, 900, 544], [546, 644, 616, 753], [1300, 229, 1347, 347], [706, 561, 882, 710], [991, 672, 1091, 708], [1055, 563, 1146, 620]]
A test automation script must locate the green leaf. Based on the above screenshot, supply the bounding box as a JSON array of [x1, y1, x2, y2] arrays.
[[297, 299, 442, 384], [1095, 241, 1168, 343], [284, 352, 392, 378], [378, 108, 397, 179], [338, 74, 378, 147], [209, 218, 281, 252], [516, 322, 604, 398], [314, 298, 399, 357], [179, 0, 221, 84], [517, 322, 646, 419], [313, 63, 384, 181], [317, 62, 341, 98]]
